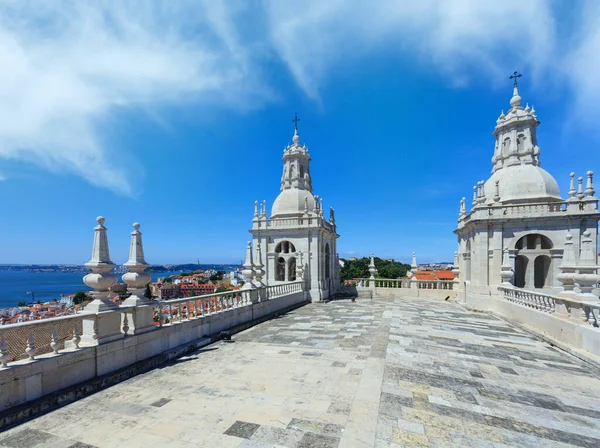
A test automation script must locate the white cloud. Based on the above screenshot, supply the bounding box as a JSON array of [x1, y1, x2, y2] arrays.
[[0, 1, 267, 196], [263, 0, 556, 100], [0, 1, 596, 195]]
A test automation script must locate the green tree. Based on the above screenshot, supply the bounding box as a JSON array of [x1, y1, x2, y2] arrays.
[[17, 301, 27, 307], [339, 257, 411, 281], [215, 286, 228, 293], [73, 291, 91, 305]]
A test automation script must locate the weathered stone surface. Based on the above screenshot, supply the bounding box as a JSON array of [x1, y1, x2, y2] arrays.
[[1, 296, 599, 448]]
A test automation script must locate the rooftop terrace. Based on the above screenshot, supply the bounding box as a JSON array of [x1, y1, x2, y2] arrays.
[[1, 295, 599, 448]]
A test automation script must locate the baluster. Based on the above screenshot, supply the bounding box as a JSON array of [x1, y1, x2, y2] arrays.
[[0, 333, 9, 368], [168, 304, 173, 323], [549, 298, 556, 314], [187, 301, 192, 319], [92, 319, 99, 341], [584, 306, 596, 327], [26, 330, 36, 360], [590, 307, 599, 327], [73, 327, 81, 349], [123, 313, 130, 336], [50, 326, 60, 354], [158, 304, 164, 327]]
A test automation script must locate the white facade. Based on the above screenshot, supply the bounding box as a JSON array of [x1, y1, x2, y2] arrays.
[[455, 82, 600, 300], [249, 126, 339, 301]]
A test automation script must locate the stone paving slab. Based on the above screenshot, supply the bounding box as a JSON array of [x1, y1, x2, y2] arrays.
[[0, 296, 599, 447]]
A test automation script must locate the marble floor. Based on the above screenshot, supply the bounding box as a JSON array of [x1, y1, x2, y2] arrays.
[[1, 296, 599, 447]]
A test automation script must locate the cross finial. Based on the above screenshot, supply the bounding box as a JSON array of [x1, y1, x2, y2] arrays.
[[292, 112, 300, 131], [509, 71, 522, 87]]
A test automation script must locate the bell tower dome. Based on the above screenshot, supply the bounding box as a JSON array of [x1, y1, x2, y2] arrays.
[[271, 118, 316, 217], [485, 73, 561, 204]]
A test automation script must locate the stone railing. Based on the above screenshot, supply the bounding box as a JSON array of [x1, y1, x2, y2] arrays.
[[352, 278, 453, 290], [498, 286, 599, 328], [502, 202, 565, 216], [0, 283, 305, 370], [255, 216, 335, 232], [0, 313, 86, 366], [416, 280, 454, 290], [498, 287, 557, 314], [0, 280, 306, 418], [351, 278, 406, 288]]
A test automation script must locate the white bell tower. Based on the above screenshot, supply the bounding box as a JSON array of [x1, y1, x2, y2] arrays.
[[249, 116, 339, 301]]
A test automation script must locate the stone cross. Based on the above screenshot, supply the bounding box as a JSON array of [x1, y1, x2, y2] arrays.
[[292, 113, 300, 131], [509, 71, 522, 87]]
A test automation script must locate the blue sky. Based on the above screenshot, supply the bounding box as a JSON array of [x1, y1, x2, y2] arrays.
[[0, 0, 599, 265]]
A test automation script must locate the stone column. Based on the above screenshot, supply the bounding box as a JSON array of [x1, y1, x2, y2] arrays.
[[121, 223, 155, 335], [81, 217, 122, 346], [500, 249, 514, 285]]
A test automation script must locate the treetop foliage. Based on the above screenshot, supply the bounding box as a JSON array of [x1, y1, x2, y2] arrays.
[[340, 257, 411, 281]]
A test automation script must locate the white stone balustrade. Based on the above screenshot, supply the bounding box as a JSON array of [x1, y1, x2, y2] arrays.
[[498, 285, 600, 329], [0, 313, 88, 366], [0, 280, 305, 414]]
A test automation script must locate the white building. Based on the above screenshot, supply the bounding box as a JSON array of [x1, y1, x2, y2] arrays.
[[455, 78, 599, 302], [249, 124, 339, 301]]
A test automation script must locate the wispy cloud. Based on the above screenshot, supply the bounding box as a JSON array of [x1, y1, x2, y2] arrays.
[[0, 1, 596, 194], [0, 1, 268, 196], [264, 0, 556, 100]]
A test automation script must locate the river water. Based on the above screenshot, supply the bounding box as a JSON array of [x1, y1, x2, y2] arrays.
[[0, 271, 179, 309]]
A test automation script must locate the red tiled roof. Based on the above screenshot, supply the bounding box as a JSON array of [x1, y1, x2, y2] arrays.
[[433, 270, 455, 280], [415, 272, 436, 281]]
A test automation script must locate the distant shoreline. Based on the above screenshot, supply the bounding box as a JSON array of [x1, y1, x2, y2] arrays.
[[0, 264, 241, 310]]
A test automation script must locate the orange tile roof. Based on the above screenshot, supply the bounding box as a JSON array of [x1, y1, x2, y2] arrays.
[[415, 272, 436, 281], [433, 270, 455, 280]]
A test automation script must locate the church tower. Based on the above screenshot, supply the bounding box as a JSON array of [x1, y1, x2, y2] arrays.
[[454, 73, 599, 305], [250, 118, 339, 301]]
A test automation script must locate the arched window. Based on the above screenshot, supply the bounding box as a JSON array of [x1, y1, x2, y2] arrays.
[[517, 133, 525, 152], [514, 234, 553, 289], [502, 137, 511, 156], [288, 258, 296, 281], [276, 257, 286, 281], [275, 241, 296, 254], [534, 255, 551, 288], [515, 234, 553, 250], [514, 256, 527, 288], [325, 243, 331, 279]]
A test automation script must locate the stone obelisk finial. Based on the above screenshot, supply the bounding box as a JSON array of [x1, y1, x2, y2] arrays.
[[242, 241, 256, 290], [122, 223, 152, 305], [83, 216, 118, 312]]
